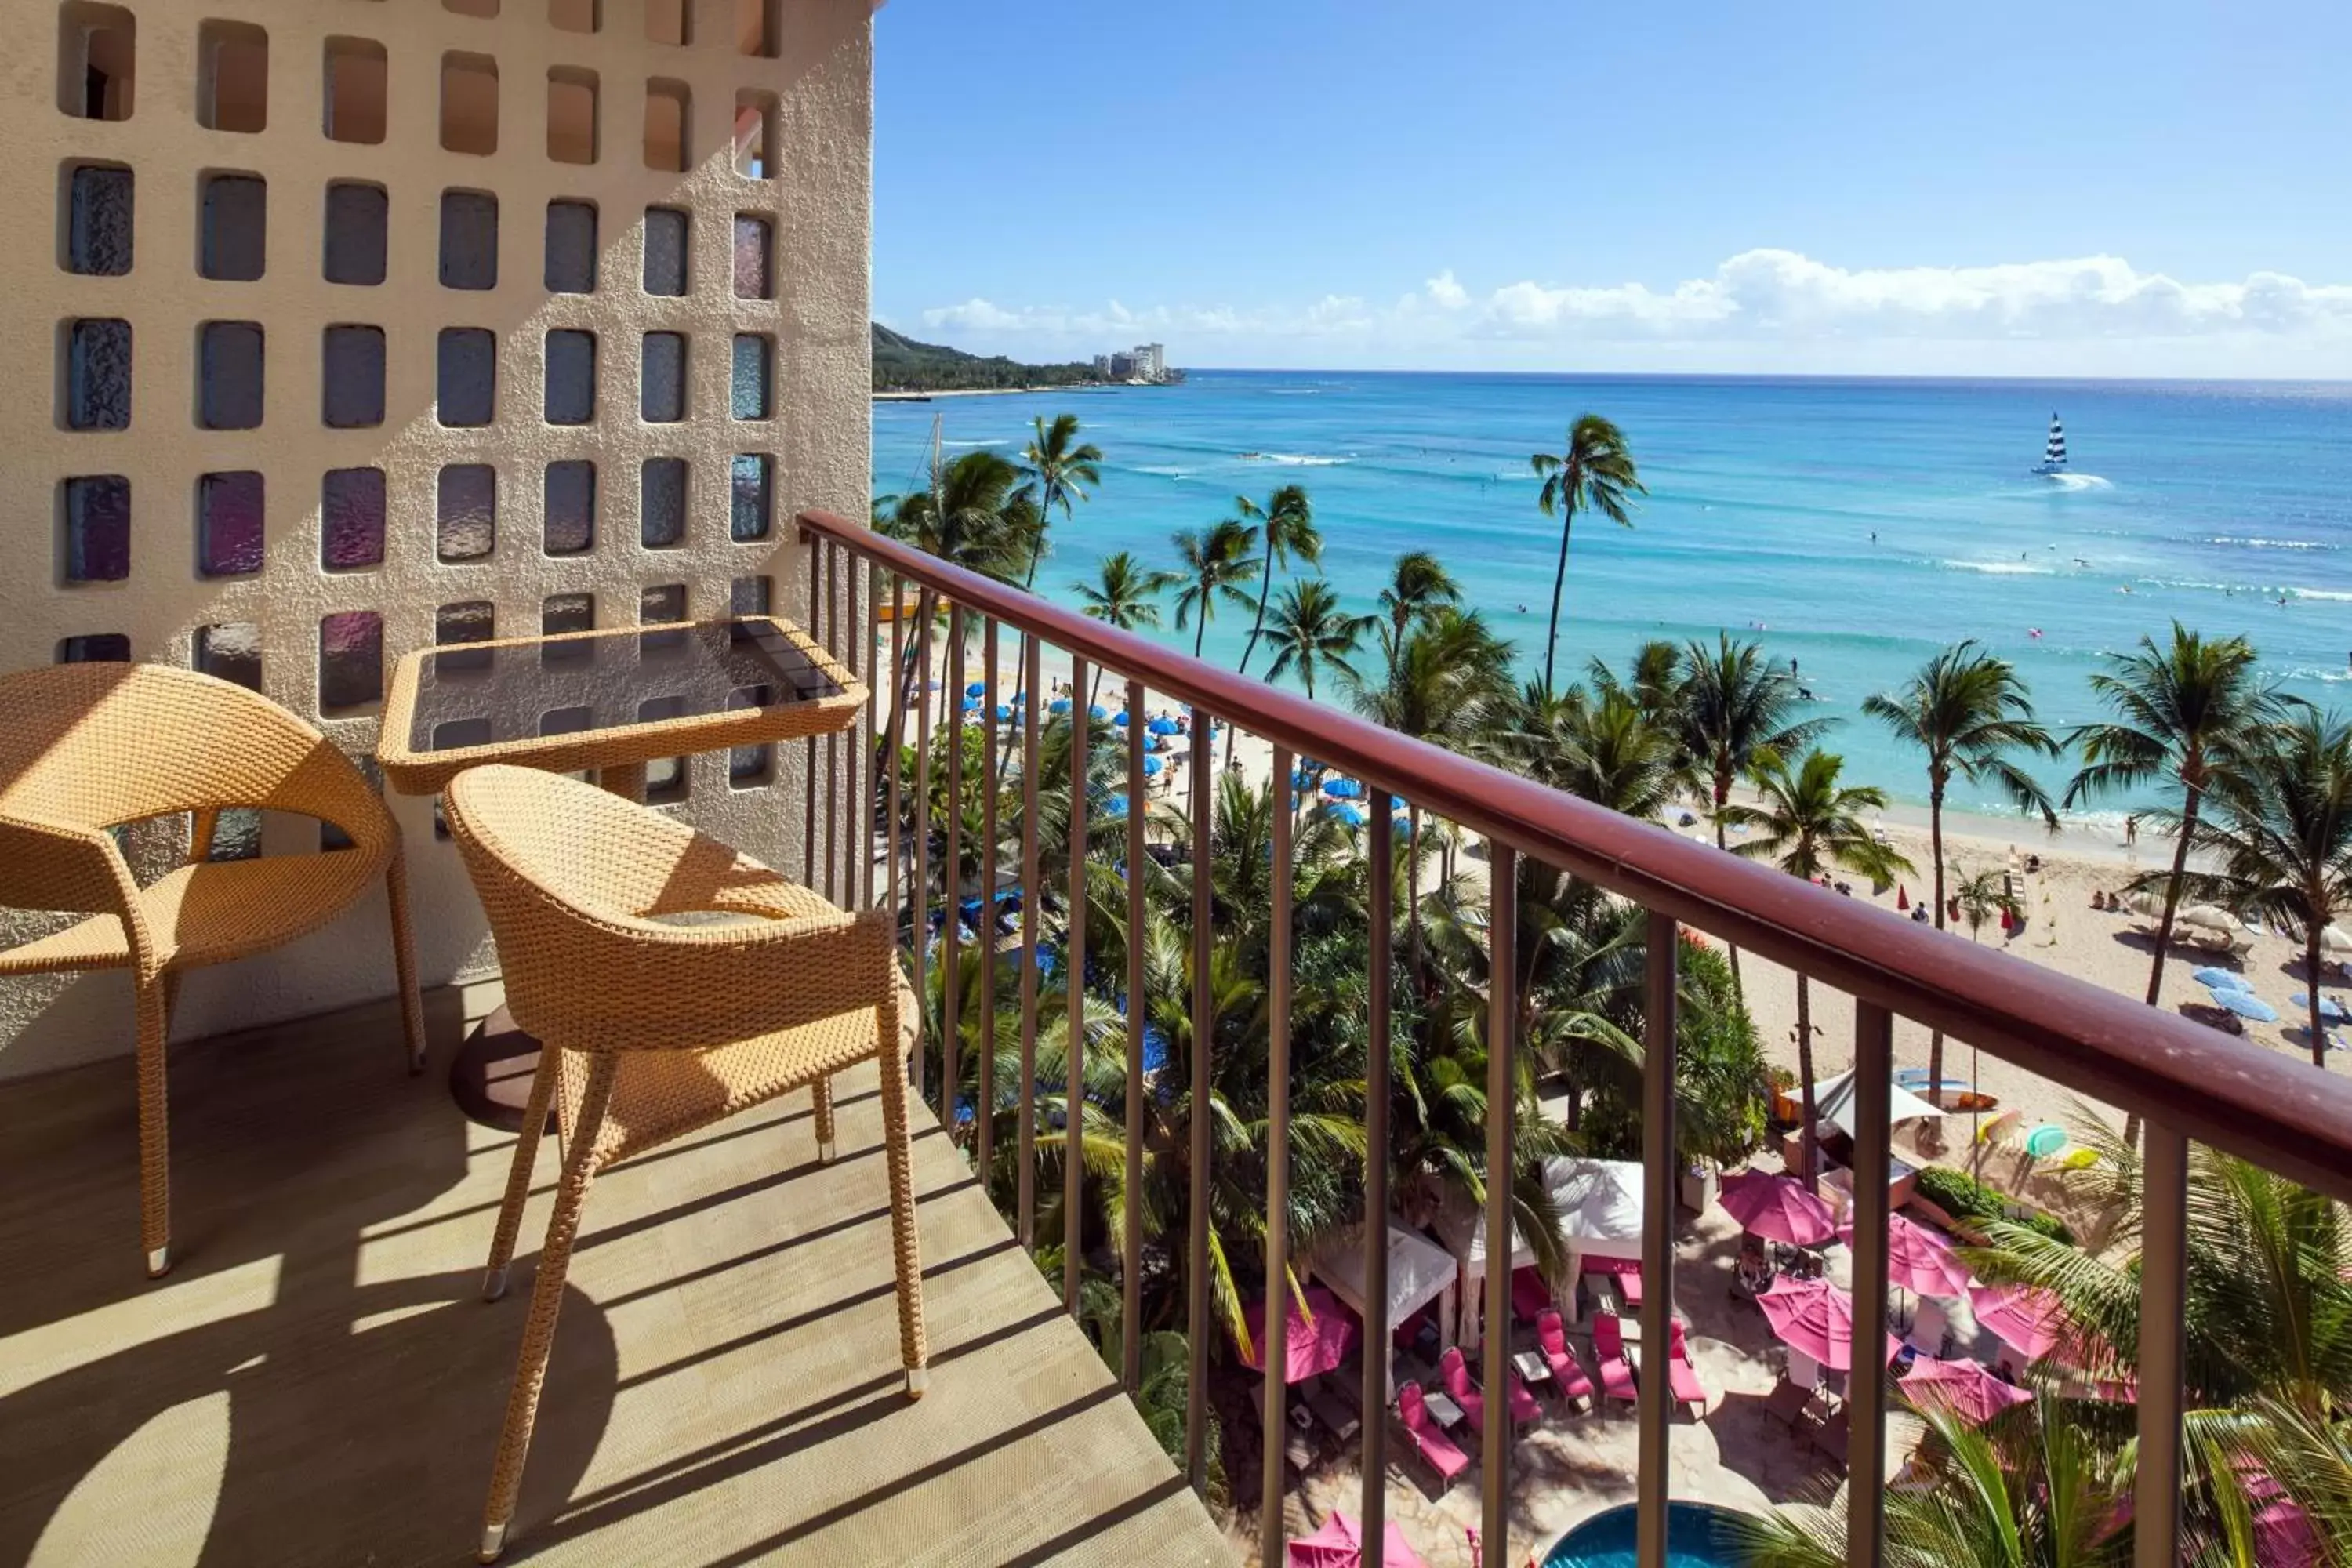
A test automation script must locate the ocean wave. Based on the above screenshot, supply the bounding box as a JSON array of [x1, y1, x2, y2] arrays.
[[1250, 452, 1352, 466], [2296, 587, 2352, 601], [2047, 473, 2114, 492], [1940, 559, 2057, 576], [1133, 464, 1191, 479], [2285, 667, 2352, 684], [942, 438, 1005, 448], [2202, 535, 2337, 551]]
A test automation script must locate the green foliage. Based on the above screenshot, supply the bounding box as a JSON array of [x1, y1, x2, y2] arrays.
[[1915, 1165, 2074, 1244], [870, 322, 1104, 393]]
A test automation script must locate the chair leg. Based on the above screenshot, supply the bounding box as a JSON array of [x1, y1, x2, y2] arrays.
[[480, 1056, 612, 1563], [481, 1047, 560, 1302], [875, 1010, 927, 1399], [813, 1073, 837, 1164], [134, 975, 172, 1278], [385, 858, 429, 1075]]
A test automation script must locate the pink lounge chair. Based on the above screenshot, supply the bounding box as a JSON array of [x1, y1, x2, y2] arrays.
[[1504, 1368, 1543, 1425], [1535, 1309, 1597, 1408], [1438, 1345, 1490, 1433], [1665, 1319, 1711, 1417], [1619, 1264, 1645, 1309], [1397, 1381, 1470, 1483], [1592, 1312, 1639, 1404], [1511, 1265, 1552, 1323]]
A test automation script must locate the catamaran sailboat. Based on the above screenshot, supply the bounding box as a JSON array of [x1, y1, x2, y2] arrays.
[[2032, 412, 2068, 477]]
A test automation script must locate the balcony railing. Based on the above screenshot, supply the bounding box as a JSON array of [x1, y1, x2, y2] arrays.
[[793, 506, 2352, 1568]]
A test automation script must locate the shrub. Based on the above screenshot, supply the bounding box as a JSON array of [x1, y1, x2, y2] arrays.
[[1915, 1165, 2074, 1245]]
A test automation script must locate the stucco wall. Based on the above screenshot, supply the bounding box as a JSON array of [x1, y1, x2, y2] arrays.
[[2, 0, 872, 1077]]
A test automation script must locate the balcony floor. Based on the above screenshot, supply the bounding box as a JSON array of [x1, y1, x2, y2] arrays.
[[0, 988, 1226, 1566]]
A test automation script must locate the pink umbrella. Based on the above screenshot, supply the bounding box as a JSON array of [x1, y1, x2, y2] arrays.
[[1899, 1355, 2032, 1423], [1240, 1286, 1359, 1383], [1840, 1213, 1973, 1298], [1968, 1282, 2068, 1361], [1756, 1276, 1904, 1373], [1719, 1169, 1838, 1246], [1287, 1511, 1428, 1568]]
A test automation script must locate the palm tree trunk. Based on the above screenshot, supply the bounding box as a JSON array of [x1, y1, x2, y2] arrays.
[[1541, 508, 1575, 693], [1795, 975, 1818, 1192], [1928, 782, 1947, 1104], [1238, 539, 1276, 677], [2308, 930, 2328, 1069], [1715, 769, 1744, 999], [2145, 784, 2202, 1005], [1406, 805, 1422, 983]]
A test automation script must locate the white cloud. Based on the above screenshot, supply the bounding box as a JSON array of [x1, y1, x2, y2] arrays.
[[909, 249, 2352, 375]]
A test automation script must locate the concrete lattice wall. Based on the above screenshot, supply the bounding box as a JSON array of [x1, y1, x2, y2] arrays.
[[2, 0, 872, 1076]]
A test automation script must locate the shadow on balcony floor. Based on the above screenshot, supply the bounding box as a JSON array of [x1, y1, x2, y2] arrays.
[[0, 989, 1226, 1566]]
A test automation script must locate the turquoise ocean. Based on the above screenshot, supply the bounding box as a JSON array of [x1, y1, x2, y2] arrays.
[[873, 373, 2352, 824]]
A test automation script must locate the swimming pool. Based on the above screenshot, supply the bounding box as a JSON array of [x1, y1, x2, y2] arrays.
[[1540, 1501, 1753, 1567]]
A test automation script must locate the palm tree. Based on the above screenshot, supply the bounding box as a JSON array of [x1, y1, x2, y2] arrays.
[[1170, 517, 1261, 661], [1232, 485, 1319, 677], [1955, 866, 2021, 942], [2067, 625, 2287, 1014], [1722, 748, 1914, 1188], [1073, 551, 1178, 712], [1017, 412, 1102, 591], [1530, 414, 1644, 691], [1864, 641, 2060, 1097], [2175, 711, 2352, 1066], [1676, 634, 1833, 994], [1261, 578, 1373, 702], [1376, 550, 1461, 651]]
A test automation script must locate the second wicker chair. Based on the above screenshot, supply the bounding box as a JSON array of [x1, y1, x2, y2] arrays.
[[441, 764, 927, 1564]]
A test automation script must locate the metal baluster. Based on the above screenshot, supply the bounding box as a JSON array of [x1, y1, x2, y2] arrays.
[[851, 559, 870, 908], [978, 621, 999, 1183], [822, 540, 838, 903], [1123, 677, 1148, 1393], [1361, 791, 1394, 1567], [1481, 844, 1518, 1561], [1846, 1002, 1895, 1568], [1017, 636, 1042, 1251], [1636, 910, 1678, 1568], [804, 537, 819, 885], [944, 610, 964, 1136], [886, 573, 904, 949], [912, 608, 931, 1103], [2136, 1123, 2190, 1568], [1260, 744, 1297, 1568], [1185, 703, 1213, 1495], [1063, 654, 1090, 1312]]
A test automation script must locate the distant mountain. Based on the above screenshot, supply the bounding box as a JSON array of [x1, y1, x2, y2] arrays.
[[871, 323, 1104, 394]]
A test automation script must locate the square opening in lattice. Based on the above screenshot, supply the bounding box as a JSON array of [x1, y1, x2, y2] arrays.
[[730, 453, 771, 540], [324, 181, 387, 285], [322, 37, 386, 143], [545, 199, 597, 292], [64, 317, 132, 430], [441, 52, 498, 156], [59, 3, 135, 121], [195, 622, 261, 691], [643, 79, 689, 172], [541, 594, 594, 666], [325, 467, 388, 568], [436, 463, 495, 560], [198, 20, 267, 133], [642, 206, 688, 295], [543, 460, 596, 554], [641, 456, 686, 547], [440, 190, 499, 290], [548, 67, 597, 164], [730, 575, 771, 619], [436, 601, 495, 672], [644, 0, 686, 45], [640, 580, 687, 636], [197, 470, 263, 577], [545, 329, 597, 424], [641, 331, 684, 423], [200, 172, 267, 281], [550, 0, 597, 34], [732, 214, 771, 299], [734, 90, 777, 179], [322, 325, 385, 429], [319, 610, 384, 712], [445, 0, 498, 15], [63, 164, 133, 275], [59, 633, 131, 662], [198, 321, 264, 430], [732, 334, 771, 419], [60, 475, 129, 583], [737, 0, 780, 58], [437, 328, 495, 426]]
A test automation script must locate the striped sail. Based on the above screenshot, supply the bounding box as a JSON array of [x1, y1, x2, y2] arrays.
[[2035, 412, 2067, 474]]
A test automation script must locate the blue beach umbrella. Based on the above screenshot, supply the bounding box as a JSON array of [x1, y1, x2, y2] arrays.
[[2192, 967, 2250, 991], [1102, 793, 1129, 818], [1330, 803, 1367, 827], [1113, 711, 1131, 726], [993, 704, 1012, 722], [2216, 990, 2280, 1023], [2291, 993, 2351, 1024], [1291, 768, 1319, 789], [1143, 755, 1164, 777], [1149, 716, 1180, 736], [1323, 778, 1364, 800], [1048, 697, 1072, 714], [1089, 705, 1109, 721], [959, 697, 979, 713], [964, 681, 985, 698]]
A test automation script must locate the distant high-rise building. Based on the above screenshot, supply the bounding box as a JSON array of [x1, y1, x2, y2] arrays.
[[1132, 343, 1166, 382], [1091, 354, 1112, 378], [1109, 351, 1137, 379]]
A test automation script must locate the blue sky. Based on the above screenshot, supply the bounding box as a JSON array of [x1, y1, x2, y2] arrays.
[[873, 0, 2352, 376]]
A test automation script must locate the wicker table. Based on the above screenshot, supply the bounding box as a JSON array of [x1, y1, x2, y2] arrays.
[[378, 617, 865, 1127]]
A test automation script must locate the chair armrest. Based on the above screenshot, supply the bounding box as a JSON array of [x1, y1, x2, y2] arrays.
[[0, 814, 152, 968]]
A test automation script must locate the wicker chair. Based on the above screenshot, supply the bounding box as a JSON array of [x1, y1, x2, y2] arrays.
[[0, 662, 425, 1278], [442, 764, 926, 1564]]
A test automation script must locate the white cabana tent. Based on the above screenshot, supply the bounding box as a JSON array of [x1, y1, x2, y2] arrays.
[[1808, 1069, 1943, 1139], [1543, 1156, 1646, 1320], [1306, 1221, 1457, 1402], [1433, 1188, 1536, 1350]]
